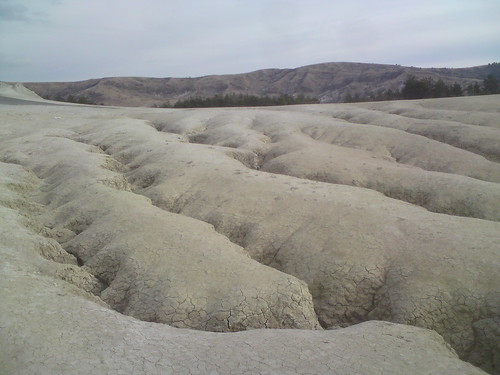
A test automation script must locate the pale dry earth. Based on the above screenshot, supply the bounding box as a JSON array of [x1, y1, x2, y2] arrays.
[[0, 83, 499, 374]]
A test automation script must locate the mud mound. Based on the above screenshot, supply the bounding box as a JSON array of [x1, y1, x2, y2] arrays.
[[1, 92, 498, 374]]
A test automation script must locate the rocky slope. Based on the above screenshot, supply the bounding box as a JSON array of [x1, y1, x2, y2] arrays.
[[1, 83, 499, 374]]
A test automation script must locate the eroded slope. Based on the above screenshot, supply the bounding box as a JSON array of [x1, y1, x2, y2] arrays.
[[1, 89, 499, 374], [0, 161, 487, 375]]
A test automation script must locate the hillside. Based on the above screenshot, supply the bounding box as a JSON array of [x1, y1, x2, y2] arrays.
[[23, 62, 500, 107]]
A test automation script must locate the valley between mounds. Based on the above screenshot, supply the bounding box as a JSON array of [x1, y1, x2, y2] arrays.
[[1, 83, 499, 374]]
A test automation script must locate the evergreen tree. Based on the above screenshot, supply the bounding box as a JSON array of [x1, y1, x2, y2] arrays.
[[483, 74, 499, 94], [450, 83, 463, 97], [467, 82, 482, 95], [433, 79, 449, 98], [401, 76, 433, 99]]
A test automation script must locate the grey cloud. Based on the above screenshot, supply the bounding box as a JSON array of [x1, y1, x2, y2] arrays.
[[0, 0, 499, 82], [0, 0, 50, 23], [0, 2, 29, 21]]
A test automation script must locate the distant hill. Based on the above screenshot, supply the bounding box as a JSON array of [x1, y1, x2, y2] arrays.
[[24, 62, 500, 107]]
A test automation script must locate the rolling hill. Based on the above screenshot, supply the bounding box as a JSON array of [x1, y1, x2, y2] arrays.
[[23, 61, 500, 107]]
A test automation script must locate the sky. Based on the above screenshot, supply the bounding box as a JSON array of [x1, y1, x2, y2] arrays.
[[1, 0, 499, 82]]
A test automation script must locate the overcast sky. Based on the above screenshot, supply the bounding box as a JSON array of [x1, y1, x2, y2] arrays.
[[1, 0, 499, 82]]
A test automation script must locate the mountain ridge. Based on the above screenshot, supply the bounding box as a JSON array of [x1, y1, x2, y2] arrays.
[[23, 61, 499, 107]]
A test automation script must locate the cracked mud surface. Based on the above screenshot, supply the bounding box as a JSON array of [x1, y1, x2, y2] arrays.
[[1, 84, 499, 374]]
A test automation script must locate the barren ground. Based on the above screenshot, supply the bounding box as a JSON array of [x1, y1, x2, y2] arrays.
[[1, 83, 499, 374]]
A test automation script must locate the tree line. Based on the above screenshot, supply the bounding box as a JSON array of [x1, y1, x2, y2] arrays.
[[42, 94, 99, 105], [171, 93, 319, 108], [344, 74, 499, 102]]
